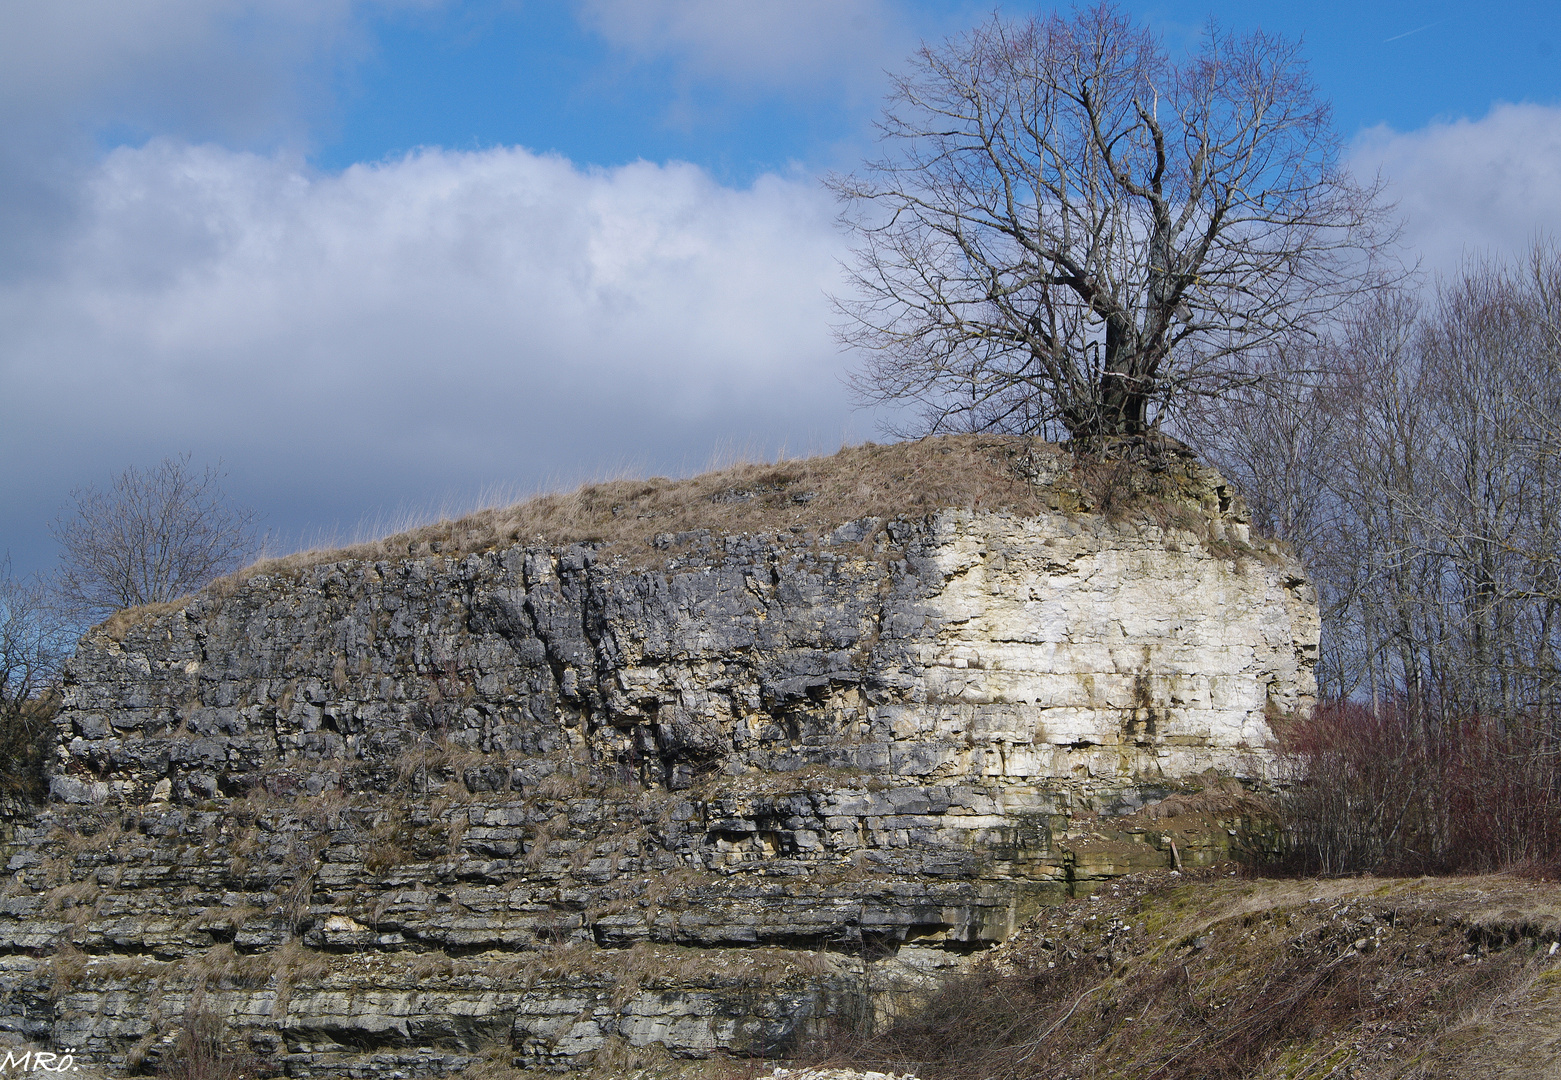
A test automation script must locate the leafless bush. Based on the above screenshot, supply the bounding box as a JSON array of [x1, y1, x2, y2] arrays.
[[1275, 701, 1561, 876], [158, 1009, 269, 1080]]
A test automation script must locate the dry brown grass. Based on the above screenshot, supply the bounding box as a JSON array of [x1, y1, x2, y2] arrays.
[[809, 869, 1561, 1080], [45, 942, 89, 994], [173, 943, 273, 990], [392, 736, 499, 797], [42, 877, 101, 914], [154, 938, 332, 1012], [48, 814, 125, 856], [98, 598, 192, 640], [244, 435, 1074, 574], [596, 941, 837, 1008], [93, 435, 1250, 646], [185, 902, 264, 937], [363, 810, 416, 873]]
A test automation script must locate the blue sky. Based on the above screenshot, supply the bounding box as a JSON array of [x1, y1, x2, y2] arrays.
[[3, 0, 1561, 582], [316, 1, 1561, 178]]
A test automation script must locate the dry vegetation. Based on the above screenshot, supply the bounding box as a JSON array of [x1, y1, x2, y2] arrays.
[[157, 1008, 269, 1080], [209, 434, 1239, 587], [458, 1043, 768, 1080], [79, 435, 1266, 645], [1274, 703, 1561, 877], [809, 868, 1561, 1080], [0, 691, 55, 807], [435, 869, 1561, 1080]]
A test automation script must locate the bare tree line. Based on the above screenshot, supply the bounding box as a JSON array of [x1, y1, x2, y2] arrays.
[[1187, 246, 1561, 728]]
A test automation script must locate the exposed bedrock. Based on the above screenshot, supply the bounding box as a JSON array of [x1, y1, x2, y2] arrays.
[[2, 488, 1317, 1074]]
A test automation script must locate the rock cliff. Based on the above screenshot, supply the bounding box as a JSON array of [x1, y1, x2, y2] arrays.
[[0, 437, 1317, 1076]]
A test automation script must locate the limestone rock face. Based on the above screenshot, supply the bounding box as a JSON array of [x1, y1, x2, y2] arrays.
[[54, 509, 1313, 804], [2, 493, 1316, 1075]]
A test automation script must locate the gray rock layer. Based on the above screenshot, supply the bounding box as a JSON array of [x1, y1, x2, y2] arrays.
[[1, 502, 1317, 1075]]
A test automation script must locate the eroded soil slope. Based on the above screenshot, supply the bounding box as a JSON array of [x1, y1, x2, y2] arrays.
[[822, 869, 1561, 1080]]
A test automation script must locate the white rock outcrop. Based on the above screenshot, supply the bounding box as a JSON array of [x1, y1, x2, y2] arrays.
[[6, 452, 1317, 1077]]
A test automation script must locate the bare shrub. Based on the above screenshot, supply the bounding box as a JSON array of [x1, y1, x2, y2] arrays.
[[158, 1009, 268, 1080], [812, 966, 1096, 1080], [1275, 701, 1561, 876]]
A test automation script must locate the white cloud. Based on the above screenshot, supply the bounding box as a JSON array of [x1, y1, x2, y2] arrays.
[[0, 140, 864, 567], [576, 0, 911, 93], [1352, 103, 1561, 275], [0, 0, 444, 284]]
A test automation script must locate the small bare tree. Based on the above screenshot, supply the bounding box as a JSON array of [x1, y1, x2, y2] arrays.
[[830, 4, 1395, 440], [0, 561, 58, 707], [50, 455, 260, 623], [1, 559, 65, 805]]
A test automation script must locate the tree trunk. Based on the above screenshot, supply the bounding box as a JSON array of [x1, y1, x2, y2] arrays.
[[1072, 312, 1152, 439]]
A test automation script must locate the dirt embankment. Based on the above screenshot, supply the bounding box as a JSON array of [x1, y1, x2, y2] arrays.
[[467, 871, 1561, 1080], [820, 869, 1561, 1080]]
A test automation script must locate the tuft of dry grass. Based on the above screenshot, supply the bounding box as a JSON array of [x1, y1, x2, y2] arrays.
[[392, 736, 502, 798], [172, 943, 277, 991], [42, 877, 101, 914], [98, 598, 192, 641], [45, 942, 89, 994]]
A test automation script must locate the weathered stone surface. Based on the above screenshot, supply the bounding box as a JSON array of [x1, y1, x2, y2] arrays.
[[0, 482, 1316, 1075], [54, 508, 1312, 803]]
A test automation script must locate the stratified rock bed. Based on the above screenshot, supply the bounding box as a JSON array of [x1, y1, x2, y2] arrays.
[[0, 437, 1317, 1076]]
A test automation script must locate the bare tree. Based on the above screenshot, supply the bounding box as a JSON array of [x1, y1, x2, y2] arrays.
[[50, 455, 260, 623], [1186, 247, 1561, 873], [1, 558, 65, 805], [1193, 249, 1561, 721], [1, 560, 60, 713], [830, 4, 1395, 441]]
